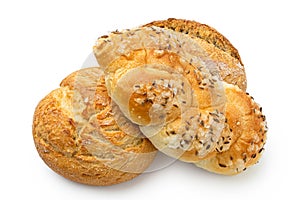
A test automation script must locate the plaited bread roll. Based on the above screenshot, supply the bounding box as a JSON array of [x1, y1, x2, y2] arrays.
[[32, 67, 157, 186], [195, 84, 267, 175], [94, 23, 267, 173], [143, 18, 246, 91], [94, 26, 228, 162], [142, 19, 267, 174]]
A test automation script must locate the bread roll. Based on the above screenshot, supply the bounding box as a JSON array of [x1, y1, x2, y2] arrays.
[[94, 26, 228, 162], [143, 18, 246, 91], [32, 67, 157, 186], [195, 84, 267, 175], [94, 24, 267, 173]]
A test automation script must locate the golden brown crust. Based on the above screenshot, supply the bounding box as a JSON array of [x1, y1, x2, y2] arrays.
[[195, 84, 267, 175], [33, 67, 156, 186], [94, 27, 228, 161], [144, 18, 242, 64], [143, 18, 246, 91], [108, 49, 226, 162]]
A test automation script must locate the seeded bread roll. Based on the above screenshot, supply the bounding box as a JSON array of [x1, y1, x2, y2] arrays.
[[94, 27, 228, 162], [195, 84, 267, 175], [94, 25, 267, 170], [32, 67, 157, 186], [143, 18, 246, 91]]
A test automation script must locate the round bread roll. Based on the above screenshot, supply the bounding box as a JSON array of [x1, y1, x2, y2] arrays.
[[195, 83, 267, 175], [32, 67, 157, 186], [143, 18, 246, 91], [94, 26, 228, 162]]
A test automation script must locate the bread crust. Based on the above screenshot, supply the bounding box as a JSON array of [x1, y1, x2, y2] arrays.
[[33, 67, 156, 186], [143, 18, 246, 91], [195, 84, 267, 175], [94, 27, 228, 161], [144, 18, 242, 64]]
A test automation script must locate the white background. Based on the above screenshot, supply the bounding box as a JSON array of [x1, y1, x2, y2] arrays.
[[1, 0, 299, 199]]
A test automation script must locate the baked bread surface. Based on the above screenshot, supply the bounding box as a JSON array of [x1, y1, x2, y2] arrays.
[[94, 27, 229, 161], [143, 18, 246, 90], [195, 84, 267, 175], [33, 67, 156, 185]]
